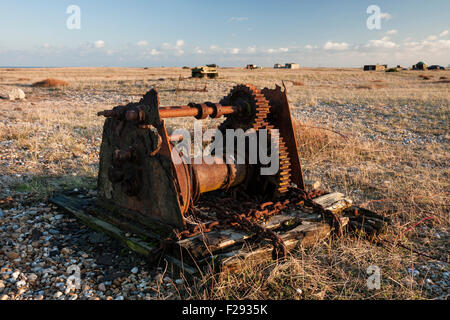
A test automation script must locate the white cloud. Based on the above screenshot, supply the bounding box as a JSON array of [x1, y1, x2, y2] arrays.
[[439, 30, 448, 37], [437, 39, 450, 47], [150, 48, 160, 55], [323, 41, 349, 50], [386, 29, 398, 35], [194, 46, 204, 54], [426, 35, 437, 41], [94, 40, 105, 48], [267, 47, 289, 53], [404, 38, 450, 52], [136, 40, 148, 47], [158, 40, 185, 55], [228, 17, 248, 22], [230, 48, 240, 54], [380, 12, 392, 20], [176, 40, 184, 48], [366, 38, 397, 48]]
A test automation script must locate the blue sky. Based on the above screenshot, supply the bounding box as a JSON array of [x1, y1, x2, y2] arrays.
[[0, 0, 449, 67]]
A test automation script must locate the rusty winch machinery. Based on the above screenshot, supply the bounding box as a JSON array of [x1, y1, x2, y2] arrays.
[[49, 82, 389, 268], [96, 84, 305, 232]]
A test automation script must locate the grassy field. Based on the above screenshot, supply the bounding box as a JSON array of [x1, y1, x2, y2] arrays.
[[0, 67, 448, 300]]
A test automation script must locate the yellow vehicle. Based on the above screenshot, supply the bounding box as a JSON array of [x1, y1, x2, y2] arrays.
[[191, 66, 218, 78]]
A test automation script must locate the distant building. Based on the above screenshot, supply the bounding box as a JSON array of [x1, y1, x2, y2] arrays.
[[274, 63, 283, 69], [412, 61, 427, 70], [285, 63, 299, 69], [363, 64, 386, 71]]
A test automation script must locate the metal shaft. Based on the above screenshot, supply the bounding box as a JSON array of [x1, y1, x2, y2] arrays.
[[159, 104, 238, 119], [98, 103, 242, 120]]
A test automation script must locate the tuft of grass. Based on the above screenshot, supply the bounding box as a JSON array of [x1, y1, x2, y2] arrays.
[[355, 83, 386, 89], [11, 175, 96, 197], [385, 68, 398, 72], [294, 119, 344, 158], [32, 78, 69, 87], [418, 74, 432, 80]]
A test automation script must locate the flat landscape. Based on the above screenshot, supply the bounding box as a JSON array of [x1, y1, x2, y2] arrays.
[[0, 67, 448, 300]]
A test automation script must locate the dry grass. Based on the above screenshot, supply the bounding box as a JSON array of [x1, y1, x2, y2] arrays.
[[0, 67, 448, 299], [291, 80, 305, 86], [189, 118, 448, 300]]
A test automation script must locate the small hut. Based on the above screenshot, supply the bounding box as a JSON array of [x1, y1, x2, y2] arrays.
[[363, 64, 386, 71], [412, 61, 427, 70], [285, 63, 299, 69]]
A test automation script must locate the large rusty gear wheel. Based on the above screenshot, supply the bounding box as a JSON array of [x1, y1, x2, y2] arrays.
[[217, 84, 292, 197], [218, 84, 272, 132], [254, 131, 292, 196]]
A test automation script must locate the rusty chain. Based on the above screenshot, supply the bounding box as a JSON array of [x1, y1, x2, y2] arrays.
[[172, 187, 336, 260]]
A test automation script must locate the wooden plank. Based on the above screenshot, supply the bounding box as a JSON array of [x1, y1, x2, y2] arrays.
[[325, 198, 353, 214], [313, 192, 344, 208], [313, 192, 353, 213], [177, 213, 298, 247], [52, 194, 170, 240], [51, 193, 354, 275], [51, 195, 157, 257], [175, 211, 321, 259], [214, 217, 349, 272]]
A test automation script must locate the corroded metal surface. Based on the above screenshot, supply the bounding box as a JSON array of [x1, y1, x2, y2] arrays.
[[96, 84, 307, 251], [97, 89, 186, 229], [262, 84, 305, 190]]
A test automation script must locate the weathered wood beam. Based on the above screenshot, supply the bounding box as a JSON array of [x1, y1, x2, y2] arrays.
[[211, 217, 349, 272], [312, 192, 353, 213], [51, 195, 157, 256], [175, 211, 321, 259]]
